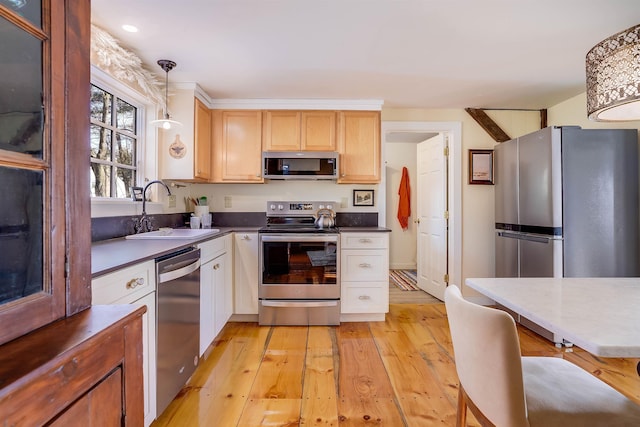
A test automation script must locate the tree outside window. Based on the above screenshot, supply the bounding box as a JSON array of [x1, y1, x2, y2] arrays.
[[89, 84, 139, 198]]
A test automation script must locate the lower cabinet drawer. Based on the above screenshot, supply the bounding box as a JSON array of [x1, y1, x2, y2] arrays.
[[342, 283, 388, 313], [199, 235, 229, 264], [92, 260, 155, 304], [341, 250, 388, 282]]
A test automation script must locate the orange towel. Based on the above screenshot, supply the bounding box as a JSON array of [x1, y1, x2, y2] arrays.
[[397, 166, 411, 230]]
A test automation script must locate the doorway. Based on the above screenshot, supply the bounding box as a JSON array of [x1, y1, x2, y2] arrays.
[[381, 121, 462, 301]]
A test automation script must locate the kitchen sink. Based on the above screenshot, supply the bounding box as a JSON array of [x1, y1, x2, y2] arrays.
[[125, 228, 221, 240]]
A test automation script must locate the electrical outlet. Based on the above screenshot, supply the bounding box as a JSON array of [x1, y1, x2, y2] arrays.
[[168, 194, 176, 208], [224, 196, 232, 208]]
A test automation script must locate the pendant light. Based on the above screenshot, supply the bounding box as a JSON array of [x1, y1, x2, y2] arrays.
[[151, 59, 182, 130], [586, 24, 640, 121]]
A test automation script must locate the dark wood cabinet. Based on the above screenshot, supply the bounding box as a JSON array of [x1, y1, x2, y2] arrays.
[[0, 0, 144, 424], [0, 0, 91, 344], [0, 305, 145, 426]]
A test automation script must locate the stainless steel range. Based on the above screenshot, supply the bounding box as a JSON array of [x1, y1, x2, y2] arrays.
[[258, 201, 340, 325]]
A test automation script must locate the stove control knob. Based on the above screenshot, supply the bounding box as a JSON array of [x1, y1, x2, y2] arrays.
[[269, 204, 276, 210], [278, 204, 284, 210], [327, 204, 333, 210], [319, 204, 325, 209]]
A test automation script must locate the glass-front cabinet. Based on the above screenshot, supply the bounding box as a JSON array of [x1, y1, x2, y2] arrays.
[[0, 0, 88, 345]]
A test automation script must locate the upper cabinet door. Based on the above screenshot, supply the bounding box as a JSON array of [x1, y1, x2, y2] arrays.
[[263, 111, 300, 151], [337, 111, 381, 183], [194, 97, 211, 181], [301, 111, 336, 151], [212, 110, 263, 182], [263, 110, 336, 152]]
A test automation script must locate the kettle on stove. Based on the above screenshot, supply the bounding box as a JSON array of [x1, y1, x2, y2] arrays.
[[313, 208, 336, 229]]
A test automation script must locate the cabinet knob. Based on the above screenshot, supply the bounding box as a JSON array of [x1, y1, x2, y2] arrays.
[[414, 219, 420, 224], [242, 235, 251, 240], [126, 277, 144, 289], [358, 295, 371, 300], [213, 264, 220, 270], [359, 263, 371, 268]]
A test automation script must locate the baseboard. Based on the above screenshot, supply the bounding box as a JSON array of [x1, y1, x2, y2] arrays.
[[228, 314, 259, 322], [389, 263, 417, 270]]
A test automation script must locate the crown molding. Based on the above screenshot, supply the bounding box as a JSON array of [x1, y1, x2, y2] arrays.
[[208, 98, 384, 111]]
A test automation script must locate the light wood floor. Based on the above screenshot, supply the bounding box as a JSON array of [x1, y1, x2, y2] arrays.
[[389, 285, 440, 304], [152, 304, 640, 426]]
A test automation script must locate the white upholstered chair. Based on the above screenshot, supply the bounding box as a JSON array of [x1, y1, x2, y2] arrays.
[[444, 285, 640, 427]]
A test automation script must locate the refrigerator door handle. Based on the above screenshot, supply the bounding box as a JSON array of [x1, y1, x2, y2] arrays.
[[498, 231, 552, 244]]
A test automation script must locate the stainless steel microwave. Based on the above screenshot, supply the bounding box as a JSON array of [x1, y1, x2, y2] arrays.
[[262, 151, 339, 180]]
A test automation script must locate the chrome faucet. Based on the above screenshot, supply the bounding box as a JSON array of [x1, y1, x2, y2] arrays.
[[133, 180, 172, 234]]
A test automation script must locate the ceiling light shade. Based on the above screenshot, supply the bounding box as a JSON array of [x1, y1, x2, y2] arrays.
[[150, 59, 182, 130], [586, 24, 640, 121]]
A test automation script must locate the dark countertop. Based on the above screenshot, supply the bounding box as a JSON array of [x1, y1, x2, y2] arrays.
[[92, 228, 238, 277], [91, 226, 389, 278]]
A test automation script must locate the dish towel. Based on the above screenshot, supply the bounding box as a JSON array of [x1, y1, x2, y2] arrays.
[[397, 166, 411, 230]]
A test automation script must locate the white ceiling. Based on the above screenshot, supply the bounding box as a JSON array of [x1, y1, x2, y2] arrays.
[[91, 0, 640, 110]]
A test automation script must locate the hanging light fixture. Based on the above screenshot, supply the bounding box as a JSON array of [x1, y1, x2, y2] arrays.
[[586, 24, 640, 121], [150, 59, 182, 130]]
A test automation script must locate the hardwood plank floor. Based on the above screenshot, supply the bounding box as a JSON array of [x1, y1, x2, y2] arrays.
[[152, 304, 640, 426], [389, 285, 440, 304]]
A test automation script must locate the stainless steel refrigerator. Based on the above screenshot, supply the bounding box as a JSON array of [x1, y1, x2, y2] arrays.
[[495, 126, 639, 278]]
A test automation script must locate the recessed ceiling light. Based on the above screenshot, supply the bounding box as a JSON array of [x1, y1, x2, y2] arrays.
[[122, 24, 139, 33]]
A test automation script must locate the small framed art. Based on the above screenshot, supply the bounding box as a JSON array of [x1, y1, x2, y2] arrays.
[[353, 189, 374, 206], [468, 149, 494, 185]]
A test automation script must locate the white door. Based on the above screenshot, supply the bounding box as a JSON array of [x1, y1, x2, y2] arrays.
[[417, 134, 448, 300]]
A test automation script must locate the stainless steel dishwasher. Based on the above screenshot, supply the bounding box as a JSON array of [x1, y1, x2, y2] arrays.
[[156, 246, 201, 416]]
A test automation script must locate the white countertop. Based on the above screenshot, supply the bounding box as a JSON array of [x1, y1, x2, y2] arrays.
[[465, 277, 640, 358]]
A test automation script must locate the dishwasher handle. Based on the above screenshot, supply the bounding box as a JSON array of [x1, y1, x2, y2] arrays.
[[158, 258, 200, 283]]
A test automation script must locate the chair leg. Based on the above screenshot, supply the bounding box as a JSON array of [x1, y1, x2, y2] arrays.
[[457, 385, 467, 427]]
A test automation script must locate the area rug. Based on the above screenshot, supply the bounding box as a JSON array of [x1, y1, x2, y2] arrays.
[[389, 269, 419, 291]]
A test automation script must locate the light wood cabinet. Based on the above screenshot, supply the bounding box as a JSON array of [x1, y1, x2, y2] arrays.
[[263, 110, 336, 152], [234, 233, 259, 315], [340, 232, 389, 314], [212, 110, 264, 182], [337, 111, 381, 183], [194, 97, 212, 181], [159, 91, 212, 182]]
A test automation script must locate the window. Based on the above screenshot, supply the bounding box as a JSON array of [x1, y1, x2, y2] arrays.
[[90, 84, 141, 198]]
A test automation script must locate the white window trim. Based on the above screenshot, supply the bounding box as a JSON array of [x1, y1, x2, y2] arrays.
[[91, 65, 160, 217]]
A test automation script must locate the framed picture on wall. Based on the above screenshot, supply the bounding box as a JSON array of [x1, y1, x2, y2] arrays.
[[353, 189, 374, 206], [468, 149, 494, 185]]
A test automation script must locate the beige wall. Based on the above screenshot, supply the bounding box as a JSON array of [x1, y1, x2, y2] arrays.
[[548, 92, 640, 131], [381, 108, 540, 293], [385, 142, 418, 269]]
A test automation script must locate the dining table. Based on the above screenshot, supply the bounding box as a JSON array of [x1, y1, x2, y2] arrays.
[[464, 277, 640, 362]]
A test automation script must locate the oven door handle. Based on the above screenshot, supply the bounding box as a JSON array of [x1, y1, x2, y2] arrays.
[[260, 234, 339, 243], [261, 300, 339, 308]]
